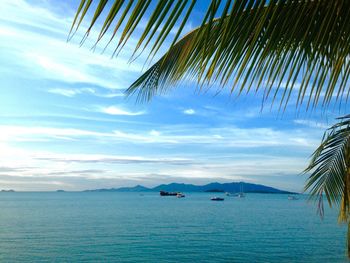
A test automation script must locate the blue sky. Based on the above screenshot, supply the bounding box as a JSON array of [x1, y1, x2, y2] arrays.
[[0, 0, 347, 192]]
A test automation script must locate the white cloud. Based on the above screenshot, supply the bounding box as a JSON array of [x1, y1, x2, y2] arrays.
[[34, 54, 88, 82], [149, 130, 161, 136], [0, 124, 322, 149], [0, 0, 153, 92], [48, 88, 83, 97], [97, 93, 124, 98], [35, 153, 192, 165], [100, 106, 145, 116], [183, 108, 196, 115], [0, 142, 306, 191], [158, 156, 306, 180], [0, 0, 324, 192], [48, 87, 123, 98], [0, 126, 103, 142], [0, 0, 71, 36], [294, 119, 330, 129]]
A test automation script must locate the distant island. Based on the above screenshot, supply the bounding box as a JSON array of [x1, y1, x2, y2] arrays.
[[1, 189, 15, 192], [84, 182, 296, 194]]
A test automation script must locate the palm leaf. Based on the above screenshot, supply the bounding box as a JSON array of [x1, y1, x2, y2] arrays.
[[71, 0, 350, 109], [304, 115, 350, 220], [304, 115, 350, 256]]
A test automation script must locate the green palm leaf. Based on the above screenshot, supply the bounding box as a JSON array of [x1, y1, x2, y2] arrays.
[[71, 0, 350, 109], [304, 115, 350, 255], [304, 117, 350, 214]]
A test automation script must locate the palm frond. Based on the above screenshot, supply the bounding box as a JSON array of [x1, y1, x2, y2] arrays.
[[69, 0, 200, 57], [304, 115, 350, 219], [71, 0, 350, 109]]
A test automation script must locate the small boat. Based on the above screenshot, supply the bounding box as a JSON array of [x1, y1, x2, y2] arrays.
[[160, 191, 178, 196], [177, 193, 185, 198], [237, 182, 245, 198], [211, 197, 224, 201], [232, 192, 245, 198], [237, 193, 245, 198], [288, 195, 299, 200]]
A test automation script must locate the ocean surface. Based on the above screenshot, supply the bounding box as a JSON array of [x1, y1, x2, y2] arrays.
[[0, 192, 348, 262]]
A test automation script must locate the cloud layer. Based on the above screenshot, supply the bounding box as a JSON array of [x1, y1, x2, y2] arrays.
[[0, 0, 333, 192]]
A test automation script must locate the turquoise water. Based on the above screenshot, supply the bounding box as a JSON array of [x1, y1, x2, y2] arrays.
[[0, 192, 348, 262]]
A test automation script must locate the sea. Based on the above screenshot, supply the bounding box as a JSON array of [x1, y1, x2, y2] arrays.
[[0, 192, 348, 262]]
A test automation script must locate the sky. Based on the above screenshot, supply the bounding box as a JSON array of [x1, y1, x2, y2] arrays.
[[0, 0, 348, 192]]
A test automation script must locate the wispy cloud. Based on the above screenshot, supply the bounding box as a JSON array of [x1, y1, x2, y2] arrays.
[[48, 88, 93, 97], [294, 119, 330, 129], [149, 130, 160, 136], [0, 124, 321, 148], [183, 108, 196, 115], [99, 106, 145, 116], [36, 154, 194, 166], [0, 0, 149, 92], [0, 125, 103, 142], [0, 0, 328, 192], [48, 87, 123, 98], [0, 146, 306, 191]]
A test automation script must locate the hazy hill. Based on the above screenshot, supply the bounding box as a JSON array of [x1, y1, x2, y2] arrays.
[[84, 182, 295, 194]]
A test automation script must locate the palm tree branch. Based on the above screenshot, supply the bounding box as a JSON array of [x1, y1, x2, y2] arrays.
[[304, 116, 350, 218], [71, 1, 350, 108]]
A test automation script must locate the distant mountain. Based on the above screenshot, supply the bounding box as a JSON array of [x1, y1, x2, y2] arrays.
[[112, 185, 151, 192], [84, 185, 152, 192], [85, 182, 295, 194], [152, 182, 294, 194], [152, 183, 203, 192]]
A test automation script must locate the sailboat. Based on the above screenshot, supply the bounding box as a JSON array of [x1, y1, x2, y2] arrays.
[[236, 182, 245, 198]]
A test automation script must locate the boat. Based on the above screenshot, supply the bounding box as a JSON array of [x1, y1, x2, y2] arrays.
[[234, 183, 245, 198], [237, 193, 245, 198], [225, 192, 234, 196], [160, 190, 178, 196], [288, 195, 299, 200], [176, 193, 185, 198], [211, 197, 224, 201]]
